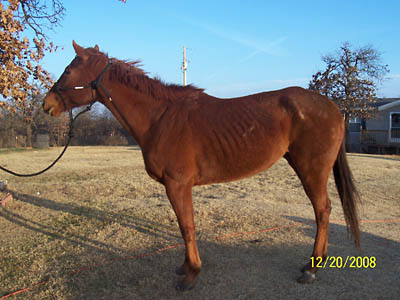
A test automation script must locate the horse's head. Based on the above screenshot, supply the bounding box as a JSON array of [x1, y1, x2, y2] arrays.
[[43, 41, 108, 117]]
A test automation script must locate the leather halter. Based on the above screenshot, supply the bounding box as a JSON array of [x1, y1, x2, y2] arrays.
[[55, 62, 133, 134]]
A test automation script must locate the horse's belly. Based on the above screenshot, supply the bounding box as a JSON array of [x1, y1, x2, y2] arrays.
[[195, 145, 286, 185]]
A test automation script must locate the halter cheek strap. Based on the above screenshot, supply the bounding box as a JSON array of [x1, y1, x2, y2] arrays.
[[90, 63, 135, 135], [90, 62, 113, 102], [57, 62, 134, 141]]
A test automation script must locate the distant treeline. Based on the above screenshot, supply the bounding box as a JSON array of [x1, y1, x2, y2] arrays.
[[0, 104, 135, 148]]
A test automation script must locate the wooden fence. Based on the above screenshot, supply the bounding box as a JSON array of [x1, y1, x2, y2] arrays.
[[359, 130, 400, 154]]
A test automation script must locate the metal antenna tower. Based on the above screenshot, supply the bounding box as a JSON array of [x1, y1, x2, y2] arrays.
[[181, 46, 188, 86]]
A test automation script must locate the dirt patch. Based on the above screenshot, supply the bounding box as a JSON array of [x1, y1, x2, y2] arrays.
[[1, 147, 399, 299]]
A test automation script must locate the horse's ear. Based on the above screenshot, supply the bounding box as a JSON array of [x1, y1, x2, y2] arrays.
[[94, 44, 99, 51], [72, 40, 87, 59]]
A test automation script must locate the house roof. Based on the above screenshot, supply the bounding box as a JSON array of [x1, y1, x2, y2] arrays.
[[378, 99, 400, 111], [370, 101, 390, 108], [367, 98, 400, 108]]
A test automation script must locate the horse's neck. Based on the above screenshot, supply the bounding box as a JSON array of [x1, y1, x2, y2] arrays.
[[100, 81, 168, 146]]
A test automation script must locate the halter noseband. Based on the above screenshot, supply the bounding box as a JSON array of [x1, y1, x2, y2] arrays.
[[54, 61, 113, 112]]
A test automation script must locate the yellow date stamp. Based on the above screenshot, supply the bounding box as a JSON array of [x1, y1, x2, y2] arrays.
[[310, 256, 376, 269]]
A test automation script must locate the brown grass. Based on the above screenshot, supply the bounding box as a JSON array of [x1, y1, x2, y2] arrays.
[[1, 146, 399, 299]]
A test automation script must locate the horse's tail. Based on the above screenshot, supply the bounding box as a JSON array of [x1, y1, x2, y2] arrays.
[[333, 140, 361, 248]]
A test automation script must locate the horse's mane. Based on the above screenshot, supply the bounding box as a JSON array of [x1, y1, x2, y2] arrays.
[[88, 48, 204, 102]]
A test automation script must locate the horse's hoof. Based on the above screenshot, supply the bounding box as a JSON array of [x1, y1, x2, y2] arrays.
[[297, 270, 316, 284], [175, 280, 194, 292], [175, 265, 185, 276]]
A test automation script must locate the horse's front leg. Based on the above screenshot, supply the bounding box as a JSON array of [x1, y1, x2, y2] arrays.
[[165, 179, 201, 291]]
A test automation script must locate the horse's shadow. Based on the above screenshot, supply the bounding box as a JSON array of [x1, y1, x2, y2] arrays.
[[1, 190, 180, 258], [43, 215, 399, 300], [1, 195, 399, 299]]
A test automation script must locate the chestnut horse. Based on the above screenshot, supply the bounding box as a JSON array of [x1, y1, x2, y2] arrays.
[[43, 41, 360, 291]]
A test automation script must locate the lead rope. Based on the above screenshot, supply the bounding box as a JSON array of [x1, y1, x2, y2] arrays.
[[0, 104, 93, 177], [0, 61, 114, 177]]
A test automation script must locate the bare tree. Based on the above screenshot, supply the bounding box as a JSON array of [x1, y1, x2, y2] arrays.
[[309, 42, 389, 124]]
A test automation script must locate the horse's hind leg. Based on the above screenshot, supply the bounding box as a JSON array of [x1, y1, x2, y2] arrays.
[[284, 152, 333, 283], [164, 179, 202, 291]]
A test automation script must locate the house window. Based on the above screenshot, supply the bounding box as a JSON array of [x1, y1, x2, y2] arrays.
[[390, 112, 400, 142]]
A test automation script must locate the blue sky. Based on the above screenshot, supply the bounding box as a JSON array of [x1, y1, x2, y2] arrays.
[[42, 0, 400, 98]]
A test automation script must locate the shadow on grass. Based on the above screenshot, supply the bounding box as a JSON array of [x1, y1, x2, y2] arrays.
[[0, 189, 179, 298], [0, 190, 180, 260], [286, 215, 400, 253], [44, 216, 400, 300], [78, 216, 400, 300], [2, 201, 398, 300]]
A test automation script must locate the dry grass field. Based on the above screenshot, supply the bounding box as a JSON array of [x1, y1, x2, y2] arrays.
[[0, 146, 399, 299]]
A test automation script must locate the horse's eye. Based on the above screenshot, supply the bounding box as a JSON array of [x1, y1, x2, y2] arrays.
[[65, 69, 71, 75]]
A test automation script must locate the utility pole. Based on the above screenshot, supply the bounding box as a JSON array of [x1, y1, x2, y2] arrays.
[[181, 46, 187, 86]]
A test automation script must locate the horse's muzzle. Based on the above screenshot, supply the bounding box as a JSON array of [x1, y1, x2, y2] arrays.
[[43, 93, 62, 117]]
